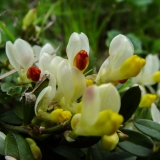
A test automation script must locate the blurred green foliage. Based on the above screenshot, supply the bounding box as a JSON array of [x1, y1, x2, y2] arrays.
[[1, 0, 160, 66]]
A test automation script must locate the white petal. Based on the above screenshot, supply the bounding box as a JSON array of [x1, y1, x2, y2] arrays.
[[71, 66, 86, 101], [66, 32, 81, 65], [79, 32, 90, 54], [48, 73, 56, 100], [81, 85, 100, 126], [143, 54, 159, 74], [50, 56, 64, 79], [0, 131, 5, 155], [32, 45, 41, 64], [14, 39, 34, 70], [5, 156, 17, 160], [40, 43, 55, 57], [39, 52, 52, 76], [35, 86, 52, 115], [59, 64, 74, 104], [137, 54, 159, 85], [6, 41, 20, 71], [109, 34, 134, 68], [151, 103, 160, 124], [95, 58, 111, 83], [99, 83, 120, 112]]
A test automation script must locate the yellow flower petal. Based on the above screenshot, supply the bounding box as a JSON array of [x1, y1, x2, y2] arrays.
[[153, 71, 160, 82], [139, 94, 157, 108], [120, 55, 146, 79], [50, 109, 72, 123]]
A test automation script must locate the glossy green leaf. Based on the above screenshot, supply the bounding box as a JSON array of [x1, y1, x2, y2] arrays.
[[134, 119, 160, 141], [0, 110, 22, 125], [62, 136, 100, 148], [51, 145, 84, 160], [119, 86, 141, 122], [5, 133, 34, 160], [118, 129, 153, 157]]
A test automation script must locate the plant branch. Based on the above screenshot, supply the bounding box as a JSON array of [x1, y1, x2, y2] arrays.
[[0, 121, 28, 134]]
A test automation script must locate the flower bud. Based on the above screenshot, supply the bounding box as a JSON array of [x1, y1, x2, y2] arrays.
[[27, 66, 41, 82], [22, 9, 37, 30], [101, 132, 119, 151], [26, 138, 42, 160], [117, 131, 129, 142], [73, 50, 89, 71]]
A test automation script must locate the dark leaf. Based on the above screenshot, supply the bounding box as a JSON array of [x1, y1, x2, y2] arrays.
[[0, 110, 22, 125], [134, 119, 160, 141], [51, 144, 84, 160], [104, 151, 137, 160], [22, 96, 35, 125], [5, 132, 34, 160], [118, 129, 153, 157], [119, 86, 141, 122]]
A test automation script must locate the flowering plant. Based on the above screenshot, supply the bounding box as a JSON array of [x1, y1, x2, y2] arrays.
[[0, 30, 160, 160]]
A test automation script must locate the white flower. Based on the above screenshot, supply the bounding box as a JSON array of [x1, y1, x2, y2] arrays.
[[66, 32, 89, 71], [56, 59, 86, 111], [6, 39, 34, 72], [35, 73, 56, 119], [132, 54, 160, 85], [6, 39, 35, 83], [96, 34, 145, 84], [32, 43, 55, 67], [71, 83, 123, 136]]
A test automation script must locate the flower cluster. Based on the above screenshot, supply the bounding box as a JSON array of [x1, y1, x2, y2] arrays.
[[5, 32, 146, 151]]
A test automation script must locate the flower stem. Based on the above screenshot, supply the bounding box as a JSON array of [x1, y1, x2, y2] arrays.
[[40, 121, 70, 134]]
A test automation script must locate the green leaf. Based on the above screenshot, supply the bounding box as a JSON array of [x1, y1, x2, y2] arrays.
[[7, 86, 23, 97], [1, 83, 15, 92], [119, 86, 141, 122], [61, 136, 100, 148], [51, 145, 84, 160], [126, 34, 143, 54], [13, 105, 24, 120], [118, 129, 153, 157], [22, 95, 35, 125], [134, 119, 160, 141], [0, 110, 22, 125], [5, 132, 34, 160], [0, 92, 12, 103], [104, 151, 137, 160], [90, 142, 110, 160], [106, 30, 121, 47], [127, 0, 153, 6]]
